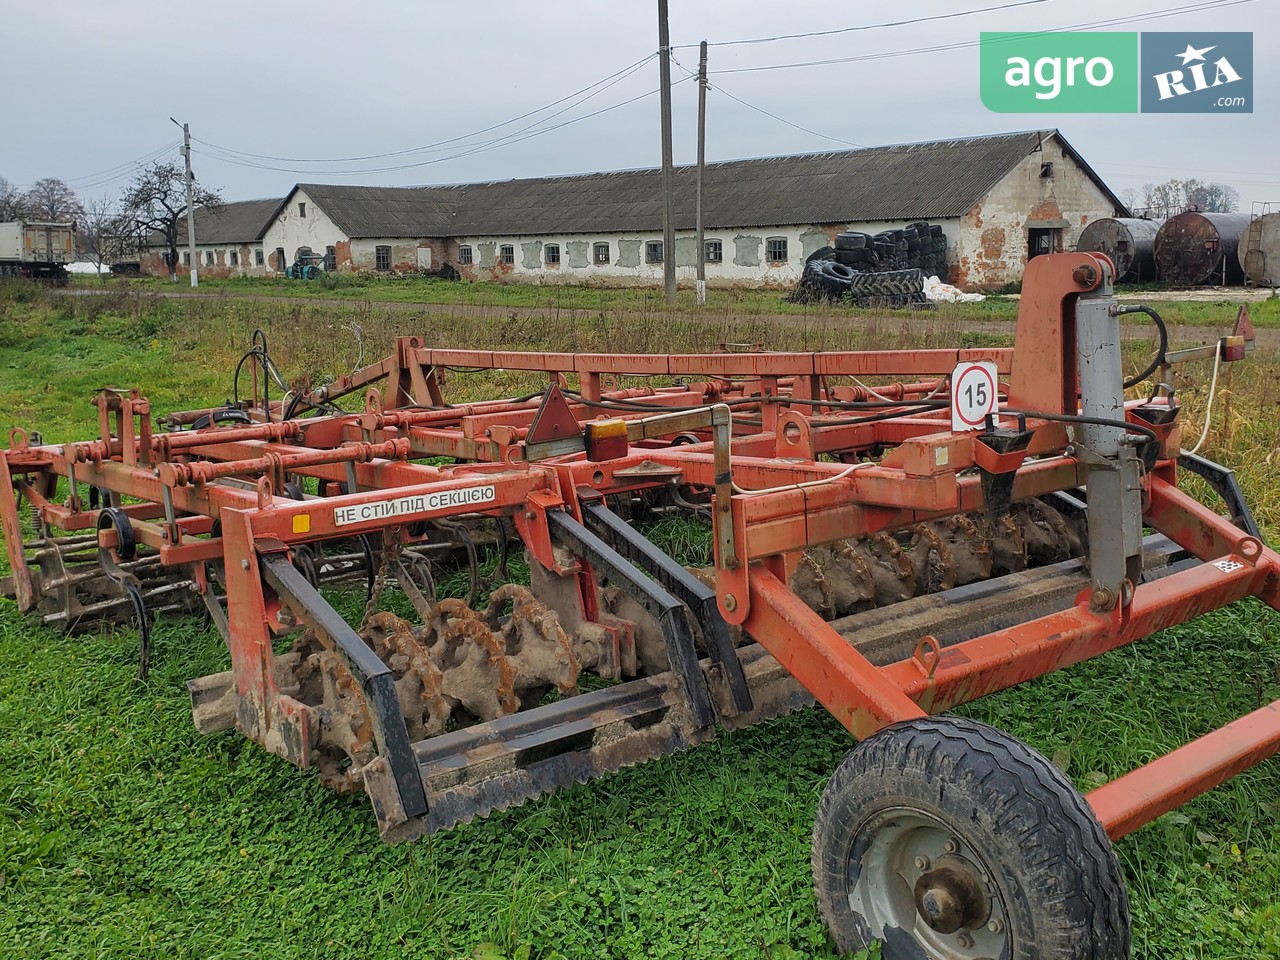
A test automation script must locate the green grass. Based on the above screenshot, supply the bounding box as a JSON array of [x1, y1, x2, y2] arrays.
[[72, 272, 1280, 328], [2, 282, 1279, 959]]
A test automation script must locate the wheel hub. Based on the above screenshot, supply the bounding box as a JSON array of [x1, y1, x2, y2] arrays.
[[913, 856, 991, 934]]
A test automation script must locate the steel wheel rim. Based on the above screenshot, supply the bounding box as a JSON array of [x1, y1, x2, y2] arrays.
[[846, 804, 1010, 959]]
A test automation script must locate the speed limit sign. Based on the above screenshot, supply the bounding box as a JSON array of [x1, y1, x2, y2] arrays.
[[951, 360, 998, 432]]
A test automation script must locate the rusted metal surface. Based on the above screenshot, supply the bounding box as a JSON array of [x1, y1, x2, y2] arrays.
[[1077, 217, 1162, 282], [1239, 211, 1280, 287], [1154, 211, 1251, 285]]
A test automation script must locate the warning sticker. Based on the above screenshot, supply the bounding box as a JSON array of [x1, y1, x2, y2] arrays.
[[333, 485, 497, 527]]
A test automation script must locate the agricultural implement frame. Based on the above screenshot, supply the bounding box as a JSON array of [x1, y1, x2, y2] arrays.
[[2, 252, 1278, 957]]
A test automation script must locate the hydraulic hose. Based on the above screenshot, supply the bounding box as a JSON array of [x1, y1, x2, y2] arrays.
[[1116, 304, 1169, 389]]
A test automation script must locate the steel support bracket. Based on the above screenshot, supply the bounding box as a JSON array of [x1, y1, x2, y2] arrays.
[[260, 554, 428, 821]]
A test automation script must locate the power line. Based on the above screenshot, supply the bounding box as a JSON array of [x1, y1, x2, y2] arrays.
[[195, 53, 657, 166], [196, 75, 696, 178], [669, 54, 867, 150], [13, 140, 180, 193], [677, 0, 1053, 49], [709, 0, 1260, 75], [709, 84, 868, 148]]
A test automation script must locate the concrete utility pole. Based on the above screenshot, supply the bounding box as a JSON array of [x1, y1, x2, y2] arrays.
[[657, 0, 676, 306], [174, 118, 198, 288], [695, 40, 708, 307]]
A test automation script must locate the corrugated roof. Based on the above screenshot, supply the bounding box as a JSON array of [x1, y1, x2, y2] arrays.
[[292, 130, 1118, 239], [294, 184, 459, 239], [145, 198, 285, 247]]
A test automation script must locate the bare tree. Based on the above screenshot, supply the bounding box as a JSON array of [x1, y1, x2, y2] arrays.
[[1119, 187, 1139, 212], [77, 194, 133, 279], [1135, 177, 1241, 218], [1140, 183, 1159, 216], [0, 176, 27, 220], [120, 161, 220, 281], [22, 177, 84, 222], [1201, 182, 1240, 213]]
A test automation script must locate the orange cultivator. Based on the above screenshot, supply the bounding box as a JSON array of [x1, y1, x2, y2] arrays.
[[2, 253, 1276, 958]]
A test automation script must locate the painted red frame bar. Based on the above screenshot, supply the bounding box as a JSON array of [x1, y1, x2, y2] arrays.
[[1087, 697, 1280, 840]]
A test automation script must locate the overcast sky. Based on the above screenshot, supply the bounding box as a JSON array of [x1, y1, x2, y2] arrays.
[[3, 0, 1274, 209]]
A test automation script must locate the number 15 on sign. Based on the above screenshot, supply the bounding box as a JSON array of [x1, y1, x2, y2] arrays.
[[951, 360, 998, 432]]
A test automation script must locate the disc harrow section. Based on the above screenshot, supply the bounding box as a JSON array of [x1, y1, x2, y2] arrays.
[[291, 585, 586, 791], [284, 495, 1085, 796], [789, 499, 1084, 623]]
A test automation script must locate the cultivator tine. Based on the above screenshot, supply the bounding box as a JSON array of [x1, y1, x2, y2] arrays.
[[123, 583, 152, 681]]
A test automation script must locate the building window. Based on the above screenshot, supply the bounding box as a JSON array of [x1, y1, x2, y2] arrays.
[[1028, 228, 1061, 259], [593, 242, 611, 264], [1040, 162, 1054, 179], [704, 239, 723, 263], [645, 240, 663, 264], [205, 250, 215, 266], [375, 245, 392, 271], [766, 237, 788, 263], [229, 250, 239, 267], [545, 244, 560, 266], [500, 244, 514, 265], [458, 245, 474, 265], [255, 249, 264, 266], [298, 202, 307, 217], [182, 252, 190, 266]]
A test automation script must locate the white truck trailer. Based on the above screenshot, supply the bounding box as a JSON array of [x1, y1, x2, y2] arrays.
[[0, 221, 75, 282]]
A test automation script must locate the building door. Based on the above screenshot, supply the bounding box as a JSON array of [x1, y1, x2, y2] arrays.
[[1028, 228, 1061, 260], [417, 247, 432, 271]]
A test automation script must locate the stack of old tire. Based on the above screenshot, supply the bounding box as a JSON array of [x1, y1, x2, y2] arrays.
[[794, 221, 949, 306]]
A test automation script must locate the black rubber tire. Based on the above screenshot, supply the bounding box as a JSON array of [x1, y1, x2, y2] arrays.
[[834, 231, 868, 251], [807, 246, 838, 263], [812, 716, 1131, 960], [821, 260, 856, 283], [834, 248, 867, 267]]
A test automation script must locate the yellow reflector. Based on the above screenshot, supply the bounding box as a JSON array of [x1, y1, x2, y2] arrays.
[[292, 514, 312, 534], [586, 419, 628, 440]]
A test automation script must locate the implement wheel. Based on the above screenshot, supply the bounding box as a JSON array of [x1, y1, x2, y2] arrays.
[[811, 716, 1130, 959]]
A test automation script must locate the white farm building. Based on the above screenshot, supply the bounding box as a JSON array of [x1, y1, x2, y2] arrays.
[[145, 129, 1127, 290]]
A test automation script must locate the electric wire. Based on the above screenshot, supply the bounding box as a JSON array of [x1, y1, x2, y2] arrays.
[[708, 0, 1259, 76], [195, 53, 656, 164], [669, 53, 867, 151], [676, 0, 1053, 48], [14, 141, 181, 193], [196, 75, 693, 177], [1183, 348, 1223, 456]]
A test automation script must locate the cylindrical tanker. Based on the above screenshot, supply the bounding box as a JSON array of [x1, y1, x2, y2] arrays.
[[1076, 218, 1162, 282], [1153, 211, 1251, 285], [1238, 212, 1280, 286]]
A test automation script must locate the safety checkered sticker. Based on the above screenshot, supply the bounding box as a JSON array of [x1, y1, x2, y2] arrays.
[[1213, 559, 1245, 574]]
